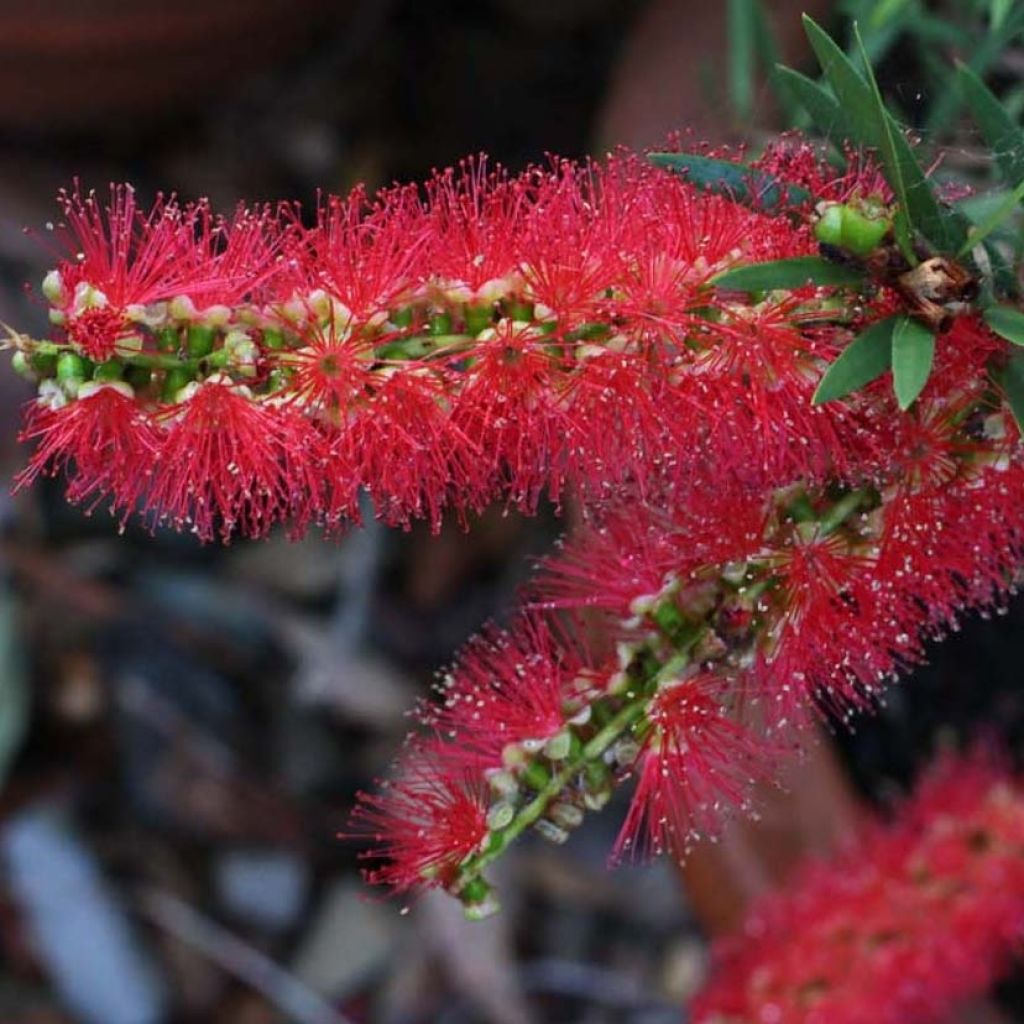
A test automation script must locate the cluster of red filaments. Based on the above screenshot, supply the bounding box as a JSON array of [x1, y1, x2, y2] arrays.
[[9, 144, 1024, 913], [693, 753, 1024, 1024]]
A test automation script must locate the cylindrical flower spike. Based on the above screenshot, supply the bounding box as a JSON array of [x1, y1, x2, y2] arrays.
[[11, 152, 907, 539], [8, 143, 1024, 914], [692, 751, 1024, 1024]]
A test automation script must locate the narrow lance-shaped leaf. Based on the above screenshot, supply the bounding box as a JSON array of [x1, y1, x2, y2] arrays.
[[727, 0, 756, 121], [647, 153, 811, 213], [712, 256, 866, 291], [775, 66, 852, 151], [958, 177, 1024, 258], [802, 16, 969, 256], [984, 305, 1024, 346], [812, 315, 899, 405], [958, 62, 1024, 197], [891, 316, 936, 410], [852, 23, 914, 262], [996, 350, 1024, 433]]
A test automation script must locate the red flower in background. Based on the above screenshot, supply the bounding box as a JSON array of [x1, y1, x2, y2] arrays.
[[692, 752, 1024, 1024]]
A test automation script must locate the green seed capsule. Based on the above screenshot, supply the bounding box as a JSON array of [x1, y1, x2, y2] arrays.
[[262, 328, 286, 350], [839, 205, 890, 257], [464, 304, 494, 336], [156, 326, 180, 353], [186, 325, 217, 358], [93, 359, 124, 382], [161, 366, 192, 402], [428, 312, 452, 336], [814, 203, 845, 247], [56, 351, 88, 385]]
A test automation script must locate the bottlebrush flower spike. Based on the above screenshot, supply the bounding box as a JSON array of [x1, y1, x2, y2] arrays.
[[10, 128, 1024, 916], [45, 185, 202, 361], [139, 377, 300, 543], [611, 673, 766, 864], [692, 751, 1024, 1024], [14, 381, 157, 517], [347, 740, 493, 912], [419, 614, 583, 768]]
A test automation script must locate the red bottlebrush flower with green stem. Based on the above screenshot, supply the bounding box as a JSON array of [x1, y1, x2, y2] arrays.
[[611, 673, 767, 864], [691, 751, 1024, 1024], [14, 381, 157, 518], [10, 15, 1024, 920], [347, 740, 492, 911], [45, 186, 208, 361], [139, 377, 301, 543]]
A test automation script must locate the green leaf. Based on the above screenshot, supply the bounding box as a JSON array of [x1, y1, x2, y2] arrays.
[[647, 153, 811, 212], [891, 316, 936, 409], [802, 15, 968, 256], [802, 16, 880, 154], [751, 3, 802, 124], [728, 0, 756, 121], [869, 0, 913, 29], [984, 305, 1024, 346], [852, 23, 915, 260], [712, 256, 867, 291], [958, 62, 1024, 196], [991, 0, 1013, 31], [958, 177, 1024, 257], [812, 315, 898, 405], [998, 350, 1024, 432], [775, 66, 852, 147]]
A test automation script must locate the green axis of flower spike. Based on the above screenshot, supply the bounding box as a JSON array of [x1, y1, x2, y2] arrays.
[[451, 692, 653, 916]]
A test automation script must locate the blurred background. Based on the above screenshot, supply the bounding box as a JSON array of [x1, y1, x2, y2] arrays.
[[1, 1, 1024, 1021]]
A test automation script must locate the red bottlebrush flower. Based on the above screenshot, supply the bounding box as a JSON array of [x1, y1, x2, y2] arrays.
[[612, 673, 765, 864], [140, 379, 299, 542], [348, 740, 490, 896], [280, 320, 473, 532], [15, 383, 157, 516], [289, 183, 430, 325], [422, 614, 580, 769], [47, 185, 199, 359], [517, 160, 623, 324], [536, 495, 768, 620], [179, 202, 285, 312], [449, 318, 572, 513], [753, 138, 891, 207], [692, 751, 1024, 1024], [423, 158, 527, 298]]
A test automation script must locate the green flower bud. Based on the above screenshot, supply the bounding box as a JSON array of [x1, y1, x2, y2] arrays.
[[156, 326, 180, 353], [429, 311, 452, 336], [486, 801, 516, 831], [161, 366, 193, 402], [56, 351, 88, 387], [93, 359, 124, 382], [12, 351, 35, 379], [814, 202, 845, 247], [186, 325, 217, 358], [41, 269, 64, 305]]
